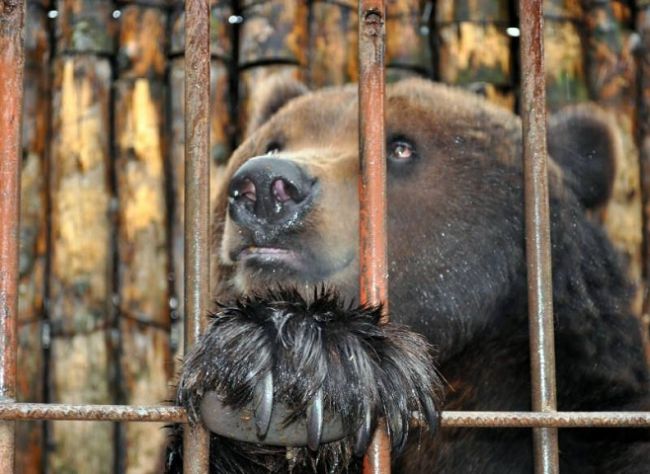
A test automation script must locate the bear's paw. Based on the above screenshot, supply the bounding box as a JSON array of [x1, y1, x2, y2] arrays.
[[176, 288, 442, 459]]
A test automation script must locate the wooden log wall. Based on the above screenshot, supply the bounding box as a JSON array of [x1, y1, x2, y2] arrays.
[[17, 1, 50, 473], [238, 0, 309, 135], [49, 0, 116, 471], [543, 0, 589, 112], [308, 0, 358, 87], [436, 0, 515, 110], [638, 0, 650, 356], [114, 1, 171, 471], [12, 0, 649, 472]]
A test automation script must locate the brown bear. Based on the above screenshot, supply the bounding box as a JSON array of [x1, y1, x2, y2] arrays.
[[166, 78, 650, 473]]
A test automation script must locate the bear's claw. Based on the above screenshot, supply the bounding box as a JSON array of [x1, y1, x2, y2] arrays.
[[306, 387, 324, 450], [353, 405, 374, 457], [199, 390, 348, 445], [254, 371, 274, 440]]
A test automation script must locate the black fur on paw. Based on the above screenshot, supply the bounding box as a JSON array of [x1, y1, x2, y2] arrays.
[[176, 288, 442, 471]]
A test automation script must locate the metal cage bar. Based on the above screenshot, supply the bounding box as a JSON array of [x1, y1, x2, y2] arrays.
[[1, 404, 650, 428], [358, 1, 391, 473], [0, 1, 26, 472], [518, 1, 560, 473], [183, 0, 211, 472]]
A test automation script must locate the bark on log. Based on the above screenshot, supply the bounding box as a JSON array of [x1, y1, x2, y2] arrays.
[[118, 320, 172, 473], [436, 0, 515, 110], [239, 0, 309, 67], [49, 1, 116, 468], [436, 0, 509, 21], [115, 3, 172, 471], [635, 1, 650, 358], [49, 332, 113, 473], [544, 0, 589, 112], [308, 0, 358, 87], [17, 2, 50, 471], [117, 3, 167, 79], [56, 0, 116, 54], [385, 0, 433, 80], [238, 1, 308, 134]]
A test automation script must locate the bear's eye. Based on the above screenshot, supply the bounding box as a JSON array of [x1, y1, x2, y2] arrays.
[[265, 141, 283, 155], [388, 140, 417, 163]]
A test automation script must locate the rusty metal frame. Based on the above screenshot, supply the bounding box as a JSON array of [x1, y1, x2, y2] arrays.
[[519, 0, 559, 472], [358, 1, 391, 473], [0, 0, 649, 473], [0, 0, 26, 471], [1, 404, 650, 429], [183, 0, 211, 472]]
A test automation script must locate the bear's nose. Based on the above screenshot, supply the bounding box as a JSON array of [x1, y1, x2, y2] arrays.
[[228, 156, 317, 234]]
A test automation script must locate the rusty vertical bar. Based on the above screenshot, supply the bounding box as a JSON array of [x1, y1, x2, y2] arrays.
[[358, 1, 390, 473], [184, 0, 211, 472], [518, 1, 559, 473], [0, 1, 25, 472]]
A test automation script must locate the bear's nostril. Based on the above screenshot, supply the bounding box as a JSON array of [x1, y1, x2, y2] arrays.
[[272, 178, 301, 204], [234, 178, 256, 202]]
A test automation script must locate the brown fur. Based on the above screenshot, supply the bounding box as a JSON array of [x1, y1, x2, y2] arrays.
[[195, 78, 649, 472]]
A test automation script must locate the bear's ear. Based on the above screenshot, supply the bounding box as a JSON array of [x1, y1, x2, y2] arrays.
[[547, 105, 619, 209], [245, 76, 309, 137]]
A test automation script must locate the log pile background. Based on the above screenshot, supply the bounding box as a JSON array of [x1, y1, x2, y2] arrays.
[[15, 0, 650, 472]]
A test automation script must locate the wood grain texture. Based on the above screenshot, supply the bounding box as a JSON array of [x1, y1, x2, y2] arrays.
[[118, 320, 172, 473], [239, 0, 309, 66], [308, 1, 358, 87], [50, 332, 113, 474], [385, 0, 433, 79], [114, 3, 172, 470], [436, 0, 509, 22], [56, 0, 116, 54], [49, 53, 114, 473], [543, 0, 588, 111], [18, 0, 48, 368], [15, 3, 51, 471], [436, 0, 514, 110], [636, 3, 650, 360]]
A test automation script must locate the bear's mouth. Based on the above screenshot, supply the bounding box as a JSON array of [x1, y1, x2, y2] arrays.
[[237, 246, 303, 269], [232, 243, 356, 284]]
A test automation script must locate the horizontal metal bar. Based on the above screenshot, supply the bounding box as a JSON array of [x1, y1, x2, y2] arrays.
[[0, 404, 648, 429], [0, 403, 186, 423], [440, 411, 650, 428]]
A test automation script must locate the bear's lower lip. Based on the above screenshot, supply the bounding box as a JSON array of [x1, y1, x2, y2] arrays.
[[238, 246, 301, 267]]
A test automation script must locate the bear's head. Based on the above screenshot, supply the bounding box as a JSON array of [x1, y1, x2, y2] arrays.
[[213, 78, 624, 358]]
